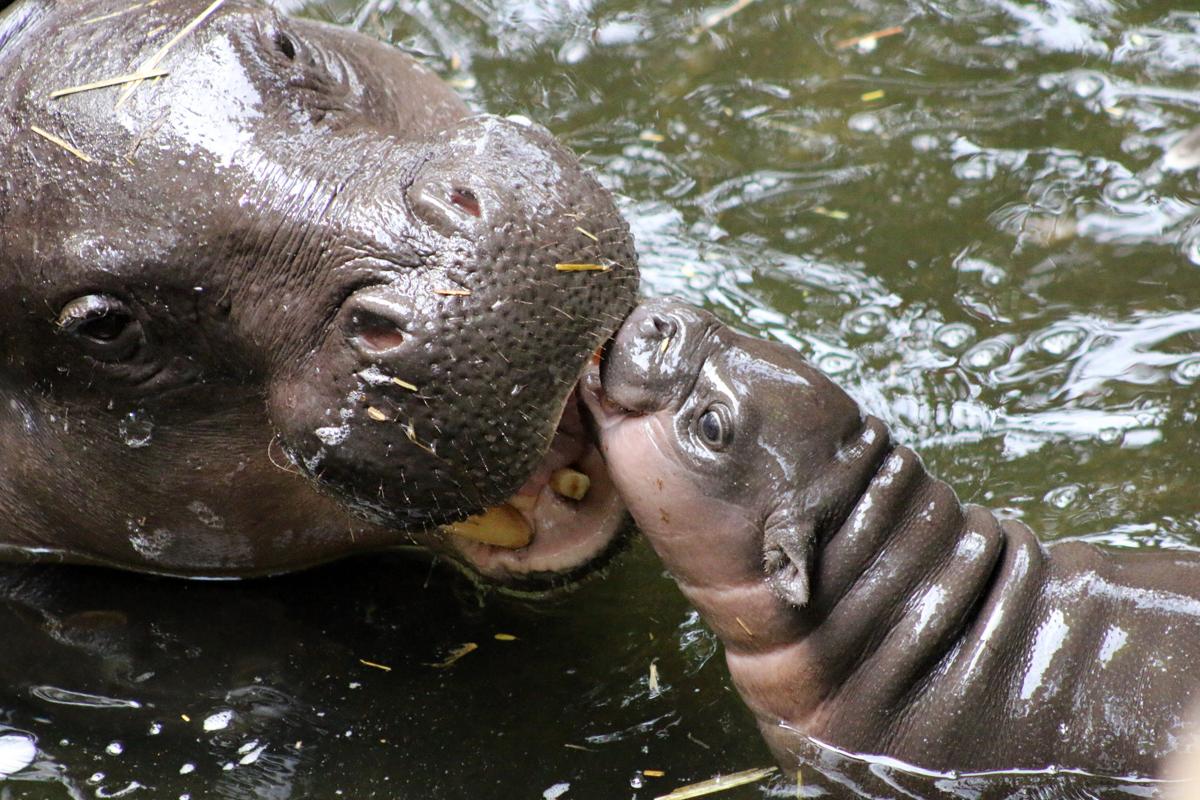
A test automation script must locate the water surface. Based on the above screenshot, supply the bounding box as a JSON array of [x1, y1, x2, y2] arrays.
[[4, 0, 1200, 796]]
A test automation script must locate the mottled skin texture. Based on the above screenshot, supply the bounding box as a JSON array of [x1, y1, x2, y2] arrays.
[[585, 299, 1200, 777], [0, 0, 637, 585]]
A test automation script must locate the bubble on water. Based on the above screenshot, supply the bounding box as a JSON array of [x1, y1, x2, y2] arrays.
[[1071, 73, 1104, 98], [88, 772, 106, 785], [962, 339, 1009, 370], [0, 733, 36, 778], [1171, 357, 1200, 384], [315, 424, 349, 447], [543, 782, 571, 800], [105, 741, 124, 756], [179, 763, 195, 775], [148, 723, 162, 736], [629, 773, 644, 788], [203, 710, 234, 732], [842, 307, 888, 337], [1098, 427, 1125, 445], [818, 353, 857, 375], [1102, 178, 1146, 205], [1036, 74, 1059, 92], [1044, 485, 1080, 509], [934, 322, 976, 353], [953, 155, 996, 182], [848, 112, 881, 134], [118, 410, 154, 448], [1033, 325, 1086, 357]]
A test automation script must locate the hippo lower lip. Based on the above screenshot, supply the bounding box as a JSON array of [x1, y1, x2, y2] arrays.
[[441, 385, 630, 587]]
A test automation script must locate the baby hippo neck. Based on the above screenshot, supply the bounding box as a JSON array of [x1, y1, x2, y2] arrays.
[[720, 420, 1045, 756]]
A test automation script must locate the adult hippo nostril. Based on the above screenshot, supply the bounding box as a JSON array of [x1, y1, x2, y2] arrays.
[[407, 177, 487, 237], [343, 292, 412, 359]]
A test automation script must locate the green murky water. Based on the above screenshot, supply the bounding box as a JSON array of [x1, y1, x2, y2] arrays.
[[4, 0, 1200, 796]]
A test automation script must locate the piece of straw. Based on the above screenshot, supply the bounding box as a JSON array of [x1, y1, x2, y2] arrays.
[[116, 0, 227, 107], [30, 125, 94, 162], [50, 69, 169, 99]]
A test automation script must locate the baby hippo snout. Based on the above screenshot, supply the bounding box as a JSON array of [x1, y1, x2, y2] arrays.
[[599, 298, 714, 414]]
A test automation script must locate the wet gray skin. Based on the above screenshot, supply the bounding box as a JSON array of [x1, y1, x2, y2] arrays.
[[585, 298, 1200, 777], [0, 0, 637, 587]]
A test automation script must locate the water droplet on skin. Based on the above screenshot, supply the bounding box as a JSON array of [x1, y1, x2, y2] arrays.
[[1172, 357, 1200, 384], [934, 322, 976, 353], [1044, 485, 1080, 509], [1034, 326, 1086, 357], [1098, 427, 1124, 445], [118, 411, 154, 448], [962, 339, 1009, 370]]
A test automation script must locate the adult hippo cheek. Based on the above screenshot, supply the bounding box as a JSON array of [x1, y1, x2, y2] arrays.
[[0, 0, 636, 587]]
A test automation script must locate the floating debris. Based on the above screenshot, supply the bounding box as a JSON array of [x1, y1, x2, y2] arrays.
[[835, 25, 904, 50], [563, 743, 594, 752], [358, 659, 392, 672], [555, 263, 610, 272], [812, 206, 849, 220], [180, 713, 191, 722], [639, 130, 666, 143], [433, 288, 471, 296], [117, 0, 228, 107], [860, 89, 885, 102], [404, 420, 437, 455], [428, 642, 478, 669], [574, 226, 599, 242], [654, 767, 777, 799], [643, 770, 666, 778], [697, 0, 757, 32], [366, 406, 389, 422], [82, 0, 161, 25], [30, 125, 94, 162], [50, 69, 169, 99], [494, 633, 518, 642], [391, 377, 419, 392], [648, 660, 661, 696]]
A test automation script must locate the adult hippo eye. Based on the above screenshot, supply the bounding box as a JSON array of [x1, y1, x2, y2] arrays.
[[697, 405, 732, 450], [57, 295, 143, 361]]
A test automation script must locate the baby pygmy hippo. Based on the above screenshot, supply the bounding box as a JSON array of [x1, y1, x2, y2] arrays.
[[583, 298, 1200, 778]]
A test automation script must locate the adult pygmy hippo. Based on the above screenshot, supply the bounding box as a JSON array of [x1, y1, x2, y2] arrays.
[[584, 298, 1200, 777], [0, 0, 638, 588]]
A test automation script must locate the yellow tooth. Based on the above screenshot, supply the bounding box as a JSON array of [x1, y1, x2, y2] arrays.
[[550, 468, 591, 501], [509, 494, 538, 513], [445, 504, 532, 549]]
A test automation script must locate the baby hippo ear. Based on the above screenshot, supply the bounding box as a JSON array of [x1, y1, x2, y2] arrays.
[[762, 511, 816, 608]]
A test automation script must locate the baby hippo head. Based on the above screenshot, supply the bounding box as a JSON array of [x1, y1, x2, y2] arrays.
[[583, 298, 869, 608]]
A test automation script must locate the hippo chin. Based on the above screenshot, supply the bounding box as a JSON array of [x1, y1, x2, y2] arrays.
[[585, 299, 1200, 776], [0, 0, 638, 588]]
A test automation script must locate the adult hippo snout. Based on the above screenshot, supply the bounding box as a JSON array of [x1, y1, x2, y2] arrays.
[[272, 115, 636, 535], [0, 0, 637, 587]]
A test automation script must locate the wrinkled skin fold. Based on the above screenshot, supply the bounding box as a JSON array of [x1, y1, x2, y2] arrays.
[[586, 298, 1200, 777], [0, 0, 637, 587]]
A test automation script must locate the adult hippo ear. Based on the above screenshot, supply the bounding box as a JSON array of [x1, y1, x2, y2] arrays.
[[0, 0, 637, 586]]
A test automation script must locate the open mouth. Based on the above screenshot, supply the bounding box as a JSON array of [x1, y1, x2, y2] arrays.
[[439, 376, 631, 591]]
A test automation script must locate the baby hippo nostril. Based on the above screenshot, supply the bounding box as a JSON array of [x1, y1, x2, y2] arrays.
[[638, 313, 677, 343]]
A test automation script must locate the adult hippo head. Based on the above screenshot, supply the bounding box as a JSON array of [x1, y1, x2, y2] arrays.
[[0, 0, 637, 588]]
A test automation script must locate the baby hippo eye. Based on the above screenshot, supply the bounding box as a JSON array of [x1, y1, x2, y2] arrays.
[[697, 405, 732, 450], [57, 295, 143, 361]]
